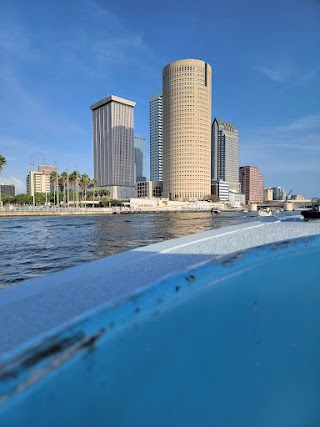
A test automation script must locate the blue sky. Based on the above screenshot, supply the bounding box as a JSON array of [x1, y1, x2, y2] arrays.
[[0, 0, 319, 198]]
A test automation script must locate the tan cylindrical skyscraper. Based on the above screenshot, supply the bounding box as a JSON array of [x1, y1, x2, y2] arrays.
[[163, 59, 212, 201]]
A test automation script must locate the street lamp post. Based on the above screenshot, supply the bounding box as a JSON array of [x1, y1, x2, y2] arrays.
[[66, 166, 70, 208], [32, 173, 35, 207], [42, 170, 48, 207], [76, 169, 79, 209], [56, 171, 59, 208]]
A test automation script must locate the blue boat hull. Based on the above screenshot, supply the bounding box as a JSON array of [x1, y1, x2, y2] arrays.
[[1, 235, 320, 426]]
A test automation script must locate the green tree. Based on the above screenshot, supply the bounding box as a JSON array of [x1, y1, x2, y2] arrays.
[[68, 170, 76, 204], [1, 194, 12, 205], [99, 199, 109, 207], [79, 174, 91, 206], [35, 193, 46, 204], [97, 187, 111, 198], [102, 188, 110, 197], [59, 171, 68, 206], [0, 155, 7, 206], [91, 178, 97, 206], [50, 171, 58, 206], [14, 194, 32, 205], [0, 155, 6, 173], [204, 194, 220, 203]]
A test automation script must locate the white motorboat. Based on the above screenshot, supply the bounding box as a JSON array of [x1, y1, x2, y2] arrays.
[[258, 208, 272, 217]]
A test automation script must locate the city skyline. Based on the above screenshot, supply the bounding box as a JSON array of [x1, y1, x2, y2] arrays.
[[0, 0, 319, 198]]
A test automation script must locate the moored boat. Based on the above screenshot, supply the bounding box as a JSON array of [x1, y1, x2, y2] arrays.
[[301, 198, 320, 221], [211, 208, 221, 214], [258, 208, 272, 217]]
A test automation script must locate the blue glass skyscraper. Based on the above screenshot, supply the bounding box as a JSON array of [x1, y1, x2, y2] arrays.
[[149, 93, 163, 182], [134, 135, 146, 182]]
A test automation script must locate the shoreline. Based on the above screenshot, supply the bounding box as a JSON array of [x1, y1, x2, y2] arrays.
[[0, 206, 240, 217]]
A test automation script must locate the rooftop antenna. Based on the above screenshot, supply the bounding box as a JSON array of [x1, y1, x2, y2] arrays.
[[42, 155, 48, 206], [29, 157, 35, 206], [29, 156, 35, 171], [66, 162, 70, 207], [75, 164, 79, 209], [54, 161, 59, 207]]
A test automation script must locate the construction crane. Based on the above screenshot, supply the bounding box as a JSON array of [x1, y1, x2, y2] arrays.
[[286, 189, 293, 200]]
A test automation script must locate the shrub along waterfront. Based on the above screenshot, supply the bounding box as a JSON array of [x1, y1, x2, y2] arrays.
[[0, 193, 127, 208]]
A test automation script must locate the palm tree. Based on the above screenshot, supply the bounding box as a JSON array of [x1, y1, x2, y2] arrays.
[[59, 171, 68, 206], [91, 178, 97, 206], [50, 171, 58, 206], [103, 188, 111, 197], [0, 155, 6, 173], [69, 171, 78, 205], [98, 188, 110, 197], [0, 155, 7, 206], [79, 174, 91, 207]]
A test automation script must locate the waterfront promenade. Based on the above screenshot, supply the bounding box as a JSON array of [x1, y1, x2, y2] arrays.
[[0, 203, 225, 217], [0, 207, 114, 217], [0, 198, 311, 217]]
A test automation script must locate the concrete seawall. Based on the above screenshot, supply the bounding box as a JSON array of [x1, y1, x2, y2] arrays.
[[0, 208, 114, 217], [0, 205, 225, 217]]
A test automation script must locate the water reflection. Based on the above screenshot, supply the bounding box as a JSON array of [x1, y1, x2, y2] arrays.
[[0, 212, 258, 288]]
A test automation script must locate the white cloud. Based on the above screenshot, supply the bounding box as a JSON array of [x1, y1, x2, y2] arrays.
[[255, 64, 317, 84], [255, 65, 289, 82], [300, 69, 318, 81], [272, 114, 320, 132], [240, 114, 320, 193], [243, 114, 320, 149], [55, 0, 162, 77]]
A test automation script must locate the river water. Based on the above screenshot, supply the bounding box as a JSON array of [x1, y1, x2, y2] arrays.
[[0, 211, 260, 288]]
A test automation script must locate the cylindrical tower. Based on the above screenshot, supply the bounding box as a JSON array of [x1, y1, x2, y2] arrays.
[[162, 59, 212, 201]]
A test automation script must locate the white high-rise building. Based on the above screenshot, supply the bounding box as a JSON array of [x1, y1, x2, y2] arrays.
[[211, 179, 229, 202], [26, 165, 56, 197], [272, 186, 286, 201], [150, 93, 163, 182], [162, 59, 212, 201], [90, 95, 136, 199], [211, 119, 240, 192]]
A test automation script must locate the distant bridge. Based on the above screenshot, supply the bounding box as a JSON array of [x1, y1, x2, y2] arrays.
[[259, 200, 312, 210]]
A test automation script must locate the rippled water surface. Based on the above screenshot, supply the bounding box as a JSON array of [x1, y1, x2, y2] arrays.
[[0, 211, 260, 287]]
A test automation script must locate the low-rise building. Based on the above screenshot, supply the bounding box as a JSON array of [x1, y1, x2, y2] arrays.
[[211, 180, 229, 202], [229, 190, 245, 205], [0, 184, 15, 197], [290, 194, 304, 200], [264, 188, 273, 201], [136, 181, 163, 199]]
